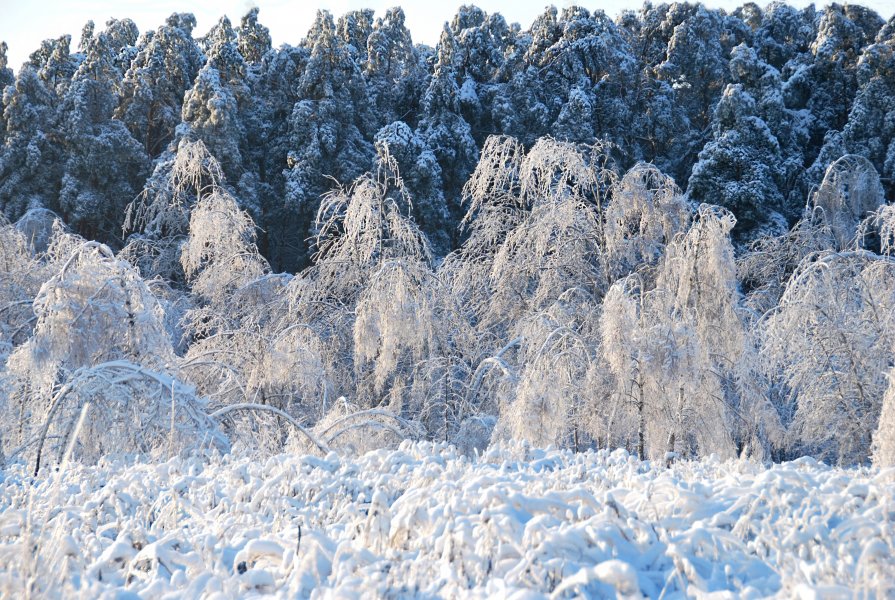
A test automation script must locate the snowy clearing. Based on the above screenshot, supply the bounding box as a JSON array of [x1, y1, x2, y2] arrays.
[[1, 443, 893, 598]]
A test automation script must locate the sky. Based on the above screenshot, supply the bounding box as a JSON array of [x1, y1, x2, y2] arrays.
[[2, 0, 894, 72]]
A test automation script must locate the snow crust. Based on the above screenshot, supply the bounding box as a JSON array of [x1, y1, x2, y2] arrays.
[[1, 443, 893, 598]]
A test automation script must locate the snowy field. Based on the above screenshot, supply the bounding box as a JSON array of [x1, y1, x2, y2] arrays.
[[0, 443, 893, 599]]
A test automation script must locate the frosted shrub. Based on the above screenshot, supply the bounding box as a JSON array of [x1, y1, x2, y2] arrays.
[[124, 139, 225, 240], [874, 379, 895, 467], [306, 158, 432, 306], [461, 135, 524, 223], [180, 190, 267, 308], [604, 162, 690, 282], [518, 137, 615, 210], [486, 139, 613, 331], [738, 218, 833, 315], [1, 234, 189, 464], [6, 240, 174, 392], [808, 154, 885, 250], [354, 259, 438, 398], [286, 159, 434, 411], [30, 361, 226, 472], [441, 135, 525, 332], [488, 198, 605, 328], [503, 293, 599, 449], [763, 250, 895, 464], [0, 216, 46, 351]]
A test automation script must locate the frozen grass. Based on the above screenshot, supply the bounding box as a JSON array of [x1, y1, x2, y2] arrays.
[[0, 443, 893, 598]]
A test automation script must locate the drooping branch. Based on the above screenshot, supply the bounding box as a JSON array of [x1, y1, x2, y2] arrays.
[[208, 403, 330, 454]]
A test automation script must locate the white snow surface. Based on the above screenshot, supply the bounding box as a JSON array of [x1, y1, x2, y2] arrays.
[[0, 442, 893, 598]]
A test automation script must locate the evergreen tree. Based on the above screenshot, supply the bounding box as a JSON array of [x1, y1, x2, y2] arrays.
[[787, 3, 882, 181], [656, 5, 729, 136], [237, 7, 272, 65], [0, 42, 15, 145], [834, 34, 895, 201], [0, 65, 63, 219], [0, 41, 13, 92], [616, 5, 692, 171], [489, 66, 551, 147], [250, 43, 308, 270], [180, 16, 252, 201], [753, 2, 815, 70], [365, 8, 422, 127], [415, 25, 478, 228], [283, 11, 376, 267], [551, 83, 595, 144], [541, 8, 638, 152], [117, 13, 203, 157], [57, 30, 149, 243], [29, 35, 77, 98], [687, 83, 787, 239], [337, 9, 374, 65], [728, 43, 810, 217]]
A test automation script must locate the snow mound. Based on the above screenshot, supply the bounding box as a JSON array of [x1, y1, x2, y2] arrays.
[[0, 443, 893, 598]]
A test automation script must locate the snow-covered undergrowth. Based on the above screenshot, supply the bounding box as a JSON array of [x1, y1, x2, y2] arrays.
[[0, 443, 893, 598]]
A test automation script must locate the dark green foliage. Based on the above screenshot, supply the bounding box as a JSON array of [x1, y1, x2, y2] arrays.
[[0, 2, 891, 262]]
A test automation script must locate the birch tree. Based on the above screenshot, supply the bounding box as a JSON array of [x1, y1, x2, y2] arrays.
[[763, 250, 895, 464], [601, 206, 745, 460]]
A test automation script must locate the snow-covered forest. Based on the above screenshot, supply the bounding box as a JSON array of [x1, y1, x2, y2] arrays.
[[1, 2, 895, 596]]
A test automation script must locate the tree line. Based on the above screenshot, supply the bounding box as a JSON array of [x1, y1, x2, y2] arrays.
[[1, 3, 895, 469], [2, 137, 894, 470], [1, 3, 894, 267]]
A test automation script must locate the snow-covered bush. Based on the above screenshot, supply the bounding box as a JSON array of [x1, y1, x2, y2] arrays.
[[764, 250, 895, 464], [502, 292, 599, 449], [0, 233, 208, 465], [0, 216, 46, 353], [604, 162, 690, 282], [808, 154, 885, 250]]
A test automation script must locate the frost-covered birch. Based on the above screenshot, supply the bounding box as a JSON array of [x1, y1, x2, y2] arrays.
[[763, 250, 895, 464]]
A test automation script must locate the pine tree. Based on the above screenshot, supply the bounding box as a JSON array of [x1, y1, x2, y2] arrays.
[[365, 8, 422, 127], [117, 13, 203, 157], [337, 9, 374, 66], [284, 10, 376, 267], [687, 83, 787, 240], [249, 43, 308, 271], [29, 35, 77, 98], [57, 29, 149, 243], [237, 7, 272, 65], [489, 66, 551, 147], [0, 64, 63, 219], [835, 34, 895, 201], [538, 8, 638, 152], [656, 6, 729, 146], [789, 4, 882, 180], [415, 25, 479, 228], [0, 44, 13, 139], [753, 2, 815, 70], [729, 43, 811, 217], [180, 16, 252, 200]]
